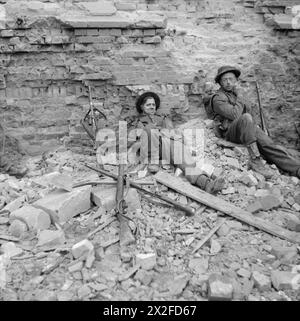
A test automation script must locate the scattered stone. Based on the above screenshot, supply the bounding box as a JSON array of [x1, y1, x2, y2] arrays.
[[237, 268, 251, 279], [77, 285, 92, 300], [286, 217, 300, 232], [271, 245, 297, 264], [2, 195, 26, 213], [208, 274, 233, 301], [135, 253, 156, 270], [1, 242, 23, 258], [8, 219, 28, 238], [210, 239, 222, 255], [225, 157, 240, 169], [248, 200, 263, 213], [10, 205, 51, 231], [216, 223, 230, 237], [199, 163, 215, 177], [134, 269, 153, 286], [46, 172, 73, 191], [92, 187, 140, 212], [189, 258, 209, 274], [0, 217, 9, 225], [37, 229, 65, 248], [34, 186, 91, 224], [260, 195, 282, 211], [222, 187, 235, 195], [68, 261, 83, 273], [252, 271, 271, 291], [167, 274, 188, 296], [271, 271, 300, 291], [72, 239, 94, 259], [254, 189, 270, 198], [85, 252, 96, 269], [239, 173, 258, 186]]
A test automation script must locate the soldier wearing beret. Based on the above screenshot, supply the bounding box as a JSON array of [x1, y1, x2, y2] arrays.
[[131, 91, 225, 194], [211, 65, 300, 179]]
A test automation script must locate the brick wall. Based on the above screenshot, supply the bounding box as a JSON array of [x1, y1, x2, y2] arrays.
[[0, 0, 299, 155]]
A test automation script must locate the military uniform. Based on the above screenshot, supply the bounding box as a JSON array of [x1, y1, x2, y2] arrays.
[[129, 112, 196, 174], [212, 88, 300, 177]]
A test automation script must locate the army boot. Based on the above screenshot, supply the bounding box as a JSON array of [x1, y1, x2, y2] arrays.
[[247, 142, 273, 179], [194, 174, 225, 194]]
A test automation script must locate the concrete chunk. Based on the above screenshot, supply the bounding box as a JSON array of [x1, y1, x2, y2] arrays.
[[3, 195, 26, 213], [37, 230, 65, 248], [72, 239, 94, 259], [208, 274, 233, 301], [77, 1, 117, 16], [136, 253, 156, 270], [238, 173, 258, 186], [33, 186, 91, 224], [45, 172, 73, 191], [1, 242, 23, 258], [271, 271, 300, 291], [10, 205, 51, 231], [260, 195, 282, 211], [92, 186, 141, 212], [8, 219, 28, 238], [252, 271, 271, 291]]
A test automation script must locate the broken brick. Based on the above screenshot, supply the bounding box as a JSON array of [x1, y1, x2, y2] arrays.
[[33, 186, 91, 224], [208, 274, 233, 301], [37, 229, 65, 248], [136, 253, 156, 270], [10, 205, 51, 231], [260, 195, 282, 211], [1, 242, 23, 258], [271, 271, 300, 291], [8, 219, 28, 238], [252, 271, 271, 291], [72, 239, 94, 259], [286, 217, 300, 232]]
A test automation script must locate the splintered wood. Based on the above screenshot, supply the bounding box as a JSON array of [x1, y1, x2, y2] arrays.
[[154, 171, 300, 244]]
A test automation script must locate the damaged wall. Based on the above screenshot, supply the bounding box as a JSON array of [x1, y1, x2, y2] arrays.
[[0, 0, 299, 156]]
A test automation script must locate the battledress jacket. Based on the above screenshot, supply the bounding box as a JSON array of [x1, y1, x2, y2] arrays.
[[212, 88, 251, 132]]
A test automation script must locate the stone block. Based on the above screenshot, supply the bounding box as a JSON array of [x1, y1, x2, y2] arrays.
[[77, 1, 117, 16], [44, 172, 73, 192], [271, 245, 297, 264], [136, 253, 156, 270], [3, 195, 27, 213], [37, 230, 65, 248], [208, 274, 233, 301], [252, 271, 271, 291], [92, 187, 141, 212], [1, 242, 23, 258], [115, 3, 136, 11], [143, 36, 162, 44], [10, 205, 51, 231], [248, 200, 263, 213], [225, 157, 240, 169], [8, 219, 28, 238], [33, 186, 91, 224], [72, 239, 94, 259], [239, 173, 258, 186], [68, 261, 83, 273], [271, 271, 300, 291], [260, 195, 282, 211], [286, 217, 300, 232], [189, 258, 209, 274]]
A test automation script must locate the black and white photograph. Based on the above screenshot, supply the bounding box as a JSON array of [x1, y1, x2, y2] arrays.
[[0, 0, 299, 308]]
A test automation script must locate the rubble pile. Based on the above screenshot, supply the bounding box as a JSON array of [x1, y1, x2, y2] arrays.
[[0, 119, 299, 301]]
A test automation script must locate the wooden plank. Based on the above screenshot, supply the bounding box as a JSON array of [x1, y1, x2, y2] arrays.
[[154, 171, 300, 244], [192, 219, 225, 254]]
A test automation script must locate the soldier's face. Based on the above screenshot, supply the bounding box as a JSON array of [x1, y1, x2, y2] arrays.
[[220, 72, 237, 92], [142, 97, 156, 115]]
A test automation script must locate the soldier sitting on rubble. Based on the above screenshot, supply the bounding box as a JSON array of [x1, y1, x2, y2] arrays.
[[209, 65, 300, 179], [129, 91, 225, 194]]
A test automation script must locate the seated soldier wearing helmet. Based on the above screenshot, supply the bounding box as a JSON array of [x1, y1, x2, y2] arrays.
[[128, 91, 225, 194], [210, 65, 300, 179]]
